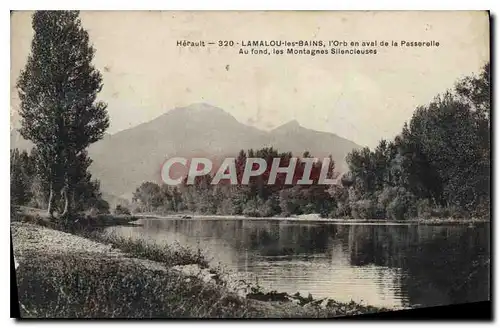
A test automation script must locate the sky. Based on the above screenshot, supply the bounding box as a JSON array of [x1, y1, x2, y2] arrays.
[[10, 11, 489, 148]]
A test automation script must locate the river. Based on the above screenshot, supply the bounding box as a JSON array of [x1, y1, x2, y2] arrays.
[[105, 218, 490, 309]]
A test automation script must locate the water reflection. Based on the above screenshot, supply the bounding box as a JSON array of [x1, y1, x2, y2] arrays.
[[107, 219, 490, 309]]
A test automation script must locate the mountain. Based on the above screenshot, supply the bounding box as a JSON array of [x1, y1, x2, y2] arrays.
[[268, 119, 360, 170], [11, 103, 362, 198]]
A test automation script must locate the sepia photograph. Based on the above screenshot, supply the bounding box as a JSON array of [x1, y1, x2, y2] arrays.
[[10, 10, 491, 319]]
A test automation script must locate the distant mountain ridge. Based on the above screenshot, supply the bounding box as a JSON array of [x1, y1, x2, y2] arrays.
[[11, 103, 362, 198]]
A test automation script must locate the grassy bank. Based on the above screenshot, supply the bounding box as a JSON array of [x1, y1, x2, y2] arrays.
[[12, 214, 388, 318], [94, 232, 210, 269]]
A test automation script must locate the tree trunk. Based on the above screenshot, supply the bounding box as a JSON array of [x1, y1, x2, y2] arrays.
[[60, 181, 72, 217], [47, 182, 55, 217], [60, 168, 72, 217], [61, 188, 69, 216], [66, 186, 73, 216]]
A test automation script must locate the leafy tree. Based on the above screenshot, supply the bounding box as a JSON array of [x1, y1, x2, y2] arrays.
[[344, 62, 490, 219], [132, 182, 163, 212], [405, 88, 489, 211], [16, 11, 109, 217], [455, 63, 490, 121]]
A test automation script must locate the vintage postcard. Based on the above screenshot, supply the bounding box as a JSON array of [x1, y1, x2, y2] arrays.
[[10, 11, 490, 319]]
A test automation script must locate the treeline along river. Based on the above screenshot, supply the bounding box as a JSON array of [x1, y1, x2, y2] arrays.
[[106, 219, 490, 309]]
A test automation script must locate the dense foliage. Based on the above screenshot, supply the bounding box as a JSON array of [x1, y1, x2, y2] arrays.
[[10, 148, 110, 214], [342, 63, 490, 220]]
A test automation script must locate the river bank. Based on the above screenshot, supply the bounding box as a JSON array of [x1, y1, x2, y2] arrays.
[[135, 212, 490, 226], [11, 220, 389, 318]]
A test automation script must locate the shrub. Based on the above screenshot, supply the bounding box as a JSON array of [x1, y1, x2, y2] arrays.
[[330, 203, 351, 218], [114, 205, 131, 216], [429, 205, 466, 219], [278, 188, 303, 217], [97, 233, 210, 268], [242, 197, 277, 217], [262, 197, 280, 217], [92, 198, 111, 214], [376, 187, 398, 209], [131, 204, 142, 214], [473, 199, 490, 219], [217, 198, 234, 215], [386, 191, 417, 221], [447, 205, 467, 219], [84, 207, 100, 217], [242, 198, 259, 217], [416, 199, 432, 220], [302, 203, 316, 215], [350, 199, 375, 220]]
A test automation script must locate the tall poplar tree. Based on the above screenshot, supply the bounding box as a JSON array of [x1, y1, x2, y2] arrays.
[[17, 11, 109, 217]]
